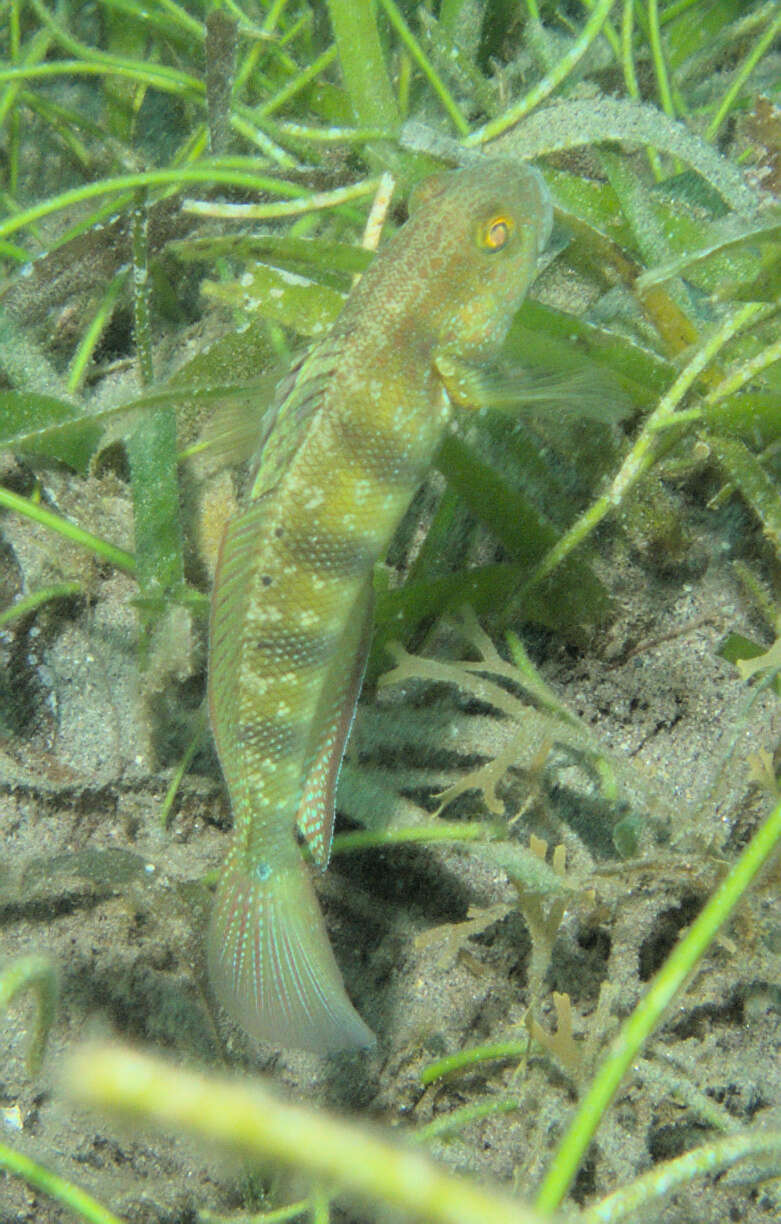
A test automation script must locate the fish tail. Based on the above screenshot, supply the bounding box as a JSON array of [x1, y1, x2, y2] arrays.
[[207, 845, 375, 1054]]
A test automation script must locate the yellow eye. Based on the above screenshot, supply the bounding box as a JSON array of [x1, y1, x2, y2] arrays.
[[480, 215, 514, 251]]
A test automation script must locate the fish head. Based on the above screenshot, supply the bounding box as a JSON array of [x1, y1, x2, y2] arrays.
[[418, 158, 552, 364]]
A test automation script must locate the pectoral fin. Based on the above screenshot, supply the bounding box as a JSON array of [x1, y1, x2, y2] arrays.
[[436, 353, 630, 423]]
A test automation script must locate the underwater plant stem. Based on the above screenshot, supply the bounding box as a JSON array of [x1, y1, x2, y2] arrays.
[[706, 8, 781, 142], [0, 486, 136, 575], [332, 820, 500, 854], [0, 1142, 124, 1224], [710, 436, 781, 559], [619, 0, 638, 98], [325, 0, 400, 130], [582, 1129, 781, 1223], [421, 1039, 530, 1085], [0, 581, 82, 629], [254, 44, 338, 118], [67, 1045, 550, 1224], [271, 121, 394, 144], [414, 1098, 521, 1143], [0, 57, 201, 98], [67, 268, 129, 394], [228, 110, 300, 166], [485, 96, 757, 212], [658, 0, 701, 20], [0, 955, 58, 1073], [620, 0, 663, 179], [199, 1199, 311, 1224], [205, 9, 237, 155], [517, 301, 769, 599], [646, 0, 674, 119], [377, 0, 469, 135], [577, 0, 621, 60], [464, 0, 617, 145], [160, 708, 207, 828], [182, 175, 381, 221], [0, 27, 50, 135], [28, 0, 160, 70], [653, 330, 781, 433], [0, 164, 320, 243], [147, 0, 205, 40], [260, 0, 293, 36], [311, 1185, 330, 1224], [706, 331, 781, 404], [130, 192, 153, 387], [535, 793, 781, 1211], [126, 402, 185, 658]]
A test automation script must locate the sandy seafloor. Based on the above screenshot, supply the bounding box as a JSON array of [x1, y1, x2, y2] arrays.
[[0, 335, 780, 1223]]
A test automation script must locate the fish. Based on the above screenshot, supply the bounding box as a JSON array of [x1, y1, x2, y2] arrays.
[[207, 157, 552, 1054]]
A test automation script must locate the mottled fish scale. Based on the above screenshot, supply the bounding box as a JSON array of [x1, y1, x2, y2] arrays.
[[207, 159, 552, 1052]]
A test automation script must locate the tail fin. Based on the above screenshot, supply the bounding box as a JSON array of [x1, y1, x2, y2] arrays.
[[207, 846, 375, 1054]]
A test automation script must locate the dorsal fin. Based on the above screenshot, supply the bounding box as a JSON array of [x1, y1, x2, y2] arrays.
[[249, 336, 347, 501]]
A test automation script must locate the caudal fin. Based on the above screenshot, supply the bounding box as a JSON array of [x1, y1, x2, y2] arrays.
[[207, 847, 375, 1054]]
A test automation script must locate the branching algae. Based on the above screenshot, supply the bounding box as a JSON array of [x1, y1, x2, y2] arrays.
[[206, 159, 552, 1053]]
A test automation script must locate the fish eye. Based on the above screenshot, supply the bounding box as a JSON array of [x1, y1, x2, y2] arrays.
[[478, 214, 514, 252]]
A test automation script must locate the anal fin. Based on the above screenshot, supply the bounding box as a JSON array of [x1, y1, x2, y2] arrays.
[[296, 581, 374, 869]]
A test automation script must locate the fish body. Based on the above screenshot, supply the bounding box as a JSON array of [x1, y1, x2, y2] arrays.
[[207, 159, 552, 1053]]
